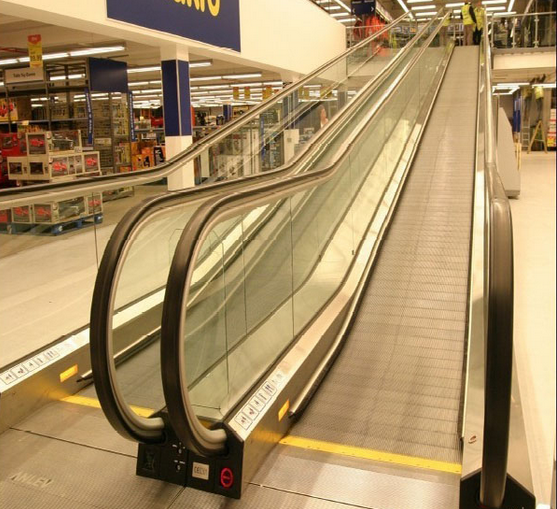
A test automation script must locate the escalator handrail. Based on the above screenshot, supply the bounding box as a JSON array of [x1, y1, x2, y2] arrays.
[[90, 14, 430, 445], [159, 14, 449, 456], [479, 17, 514, 508], [0, 13, 411, 208]]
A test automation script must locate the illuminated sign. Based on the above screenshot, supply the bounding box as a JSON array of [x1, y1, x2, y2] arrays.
[[107, 0, 241, 52]]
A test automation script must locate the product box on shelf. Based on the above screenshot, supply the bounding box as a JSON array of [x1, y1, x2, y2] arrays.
[[26, 130, 82, 156], [85, 193, 103, 215], [50, 155, 70, 178], [34, 197, 86, 224], [26, 132, 48, 155], [7, 157, 29, 179], [28, 158, 48, 178], [83, 152, 101, 174], [11, 205, 33, 223], [154, 145, 165, 165], [0, 209, 11, 223]]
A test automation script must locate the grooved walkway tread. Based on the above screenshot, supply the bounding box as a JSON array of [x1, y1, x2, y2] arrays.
[[291, 47, 479, 465]]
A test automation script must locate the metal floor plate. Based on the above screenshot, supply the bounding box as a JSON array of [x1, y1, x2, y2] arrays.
[[251, 443, 460, 509], [290, 47, 479, 467]]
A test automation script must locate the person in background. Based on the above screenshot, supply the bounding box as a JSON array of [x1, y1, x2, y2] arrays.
[[521, 84, 532, 129], [461, 1, 476, 46], [473, 0, 485, 45], [533, 75, 546, 122]]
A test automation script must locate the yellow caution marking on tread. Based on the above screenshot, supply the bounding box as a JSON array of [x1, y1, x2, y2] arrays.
[[61, 395, 155, 418], [279, 435, 462, 475]]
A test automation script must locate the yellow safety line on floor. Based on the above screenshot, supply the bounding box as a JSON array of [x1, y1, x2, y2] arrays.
[[279, 435, 462, 474], [61, 395, 154, 418]]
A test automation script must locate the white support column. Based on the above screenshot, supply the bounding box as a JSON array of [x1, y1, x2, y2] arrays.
[[160, 45, 195, 190]]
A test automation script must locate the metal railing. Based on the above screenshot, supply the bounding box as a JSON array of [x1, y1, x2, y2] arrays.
[[479, 15, 515, 507], [490, 12, 556, 49]]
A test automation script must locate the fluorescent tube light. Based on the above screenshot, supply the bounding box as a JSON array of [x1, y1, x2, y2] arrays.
[[51, 73, 85, 81], [483, 0, 506, 4], [486, 6, 505, 10], [0, 59, 19, 65], [190, 60, 212, 68], [42, 52, 70, 60], [446, 2, 464, 7], [127, 66, 161, 74], [190, 76, 222, 82], [508, 0, 515, 11], [331, 12, 350, 17], [222, 73, 262, 79], [412, 5, 436, 10], [339, 17, 357, 22], [69, 45, 125, 57], [397, 0, 411, 13], [416, 11, 437, 15]]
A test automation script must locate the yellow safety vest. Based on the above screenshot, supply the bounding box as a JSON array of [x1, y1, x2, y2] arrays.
[[474, 7, 484, 29], [443, 15, 450, 27], [461, 4, 474, 25], [534, 86, 544, 100]]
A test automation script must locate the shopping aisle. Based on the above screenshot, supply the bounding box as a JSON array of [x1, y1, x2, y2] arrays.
[[510, 152, 556, 505]]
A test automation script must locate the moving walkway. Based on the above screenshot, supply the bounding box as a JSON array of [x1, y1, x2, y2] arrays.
[[0, 13, 536, 509]]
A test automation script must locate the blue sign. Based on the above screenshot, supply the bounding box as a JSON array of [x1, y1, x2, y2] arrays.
[[128, 91, 137, 142], [89, 58, 128, 93], [351, 0, 376, 15], [84, 88, 93, 145], [107, 0, 241, 52]]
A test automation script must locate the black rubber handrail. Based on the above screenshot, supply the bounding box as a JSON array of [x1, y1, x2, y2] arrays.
[[159, 14, 448, 456], [479, 18, 515, 508], [90, 14, 425, 445], [0, 13, 410, 207]]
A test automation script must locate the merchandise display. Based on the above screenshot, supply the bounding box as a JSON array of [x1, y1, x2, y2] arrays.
[[7, 130, 100, 182], [0, 133, 26, 188], [548, 109, 556, 148]]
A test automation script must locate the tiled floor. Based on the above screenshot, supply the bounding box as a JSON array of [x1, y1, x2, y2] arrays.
[[510, 151, 556, 506]]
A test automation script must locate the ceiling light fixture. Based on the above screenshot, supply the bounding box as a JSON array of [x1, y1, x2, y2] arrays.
[[222, 72, 262, 79], [69, 45, 125, 57], [412, 5, 437, 10], [50, 73, 85, 81], [127, 66, 161, 74], [190, 75, 223, 82], [190, 60, 212, 68]]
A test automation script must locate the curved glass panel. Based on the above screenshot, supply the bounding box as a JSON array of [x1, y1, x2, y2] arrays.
[[175, 23, 455, 422]]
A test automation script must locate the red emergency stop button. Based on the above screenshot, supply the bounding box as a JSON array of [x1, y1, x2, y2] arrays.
[[220, 467, 234, 489]]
